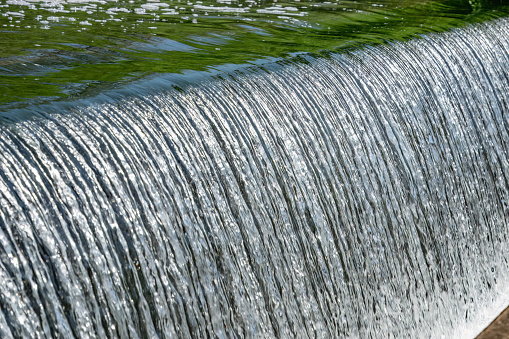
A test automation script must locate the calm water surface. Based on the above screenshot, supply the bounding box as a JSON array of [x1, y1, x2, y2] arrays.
[[1, 0, 509, 109]]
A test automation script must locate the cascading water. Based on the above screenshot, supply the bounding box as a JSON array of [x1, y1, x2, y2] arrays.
[[0, 17, 509, 339]]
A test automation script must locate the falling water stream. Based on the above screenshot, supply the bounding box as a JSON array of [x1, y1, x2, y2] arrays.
[[1, 17, 509, 338]]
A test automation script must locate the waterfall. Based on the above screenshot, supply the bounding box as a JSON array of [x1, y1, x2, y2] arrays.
[[1, 17, 509, 339]]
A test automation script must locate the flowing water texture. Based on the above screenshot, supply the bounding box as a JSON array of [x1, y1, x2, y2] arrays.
[[1, 17, 509, 338]]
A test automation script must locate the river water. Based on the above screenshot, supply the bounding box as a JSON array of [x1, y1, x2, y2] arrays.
[[0, 15, 509, 338]]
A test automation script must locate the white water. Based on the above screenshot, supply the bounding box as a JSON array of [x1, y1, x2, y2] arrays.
[[1, 18, 509, 338]]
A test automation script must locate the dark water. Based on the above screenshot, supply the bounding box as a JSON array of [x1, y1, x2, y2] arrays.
[[0, 16, 509, 338]]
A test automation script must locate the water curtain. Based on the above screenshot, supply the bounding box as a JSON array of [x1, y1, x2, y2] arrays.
[[0, 18, 509, 338]]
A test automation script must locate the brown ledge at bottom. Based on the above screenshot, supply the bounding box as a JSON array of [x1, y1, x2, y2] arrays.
[[476, 306, 509, 339]]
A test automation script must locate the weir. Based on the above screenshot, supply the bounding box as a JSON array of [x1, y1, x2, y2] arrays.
[[0, 17, 509, 338]]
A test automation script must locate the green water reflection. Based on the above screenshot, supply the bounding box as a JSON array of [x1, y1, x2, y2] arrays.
[[0, 0, 508, 109]]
